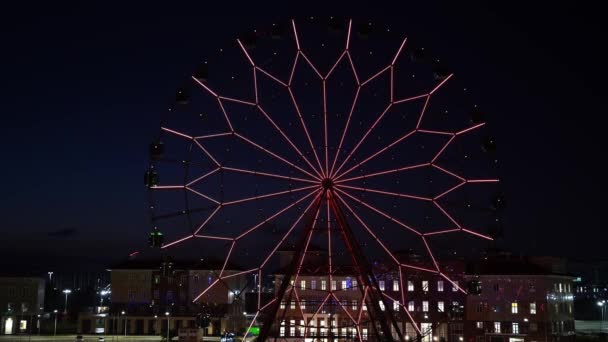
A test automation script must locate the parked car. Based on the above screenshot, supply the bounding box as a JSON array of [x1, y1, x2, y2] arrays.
[[237, 332, 257, 342], [98, 338, 105, 342]]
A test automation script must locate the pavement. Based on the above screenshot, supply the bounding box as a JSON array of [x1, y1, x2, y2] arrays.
[[575, 320, 608, 334]]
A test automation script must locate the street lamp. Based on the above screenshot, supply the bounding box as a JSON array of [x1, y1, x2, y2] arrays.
[[62, 289, 72, 314], [165, 311, 170, 341], [121, 310, 127, 336], [53, 310, 58, 336], [99, 290, 110, 307], [598, 300, 606, 333]]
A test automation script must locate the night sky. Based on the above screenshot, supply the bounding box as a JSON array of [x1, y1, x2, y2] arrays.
[[1, 2, 606, 272]]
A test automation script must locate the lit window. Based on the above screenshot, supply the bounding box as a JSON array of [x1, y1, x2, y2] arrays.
[[301, 300, 306, 310], [437, 280, 444, 292], [352, 300, 358, 310], [393, 280, 399, 291], [290, 320, 295, 336], [422, 281, 429, 292], [379, 301, 385, 311], [19, 320, 27, 330], [408, 280, 414, 291], [379, 280, 385, 291], [438, 301, 444, 312], [408, 301, 415, 312], [512, 323, 519, 334], [342, 280, 347, 290], [530, 302, 537, 314], [494, 322, 501, 333], [331, 280, 337, 291], [558, 283, 563, 293], [341, 328, 347, 338], [511, 302, 518, 314], [352, 280, 358, 290], [321, 280, 327, 291], [280, 301, 285, 309], [452, 281, 459, 292], [362, 328, 368, 340], [311, 280, 316, 290], [280, 326, 285, 337], [300, 320, 305, 336], [476, 322, 483, 329], [362, 302, 367, 311], [422, 301, 429, 312], [394, 301, 400, 311], [290, 301, 295, 309]]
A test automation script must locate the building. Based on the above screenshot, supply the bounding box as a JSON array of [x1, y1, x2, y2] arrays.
[[464, 257, 575, 342], [0, 277, 45, 335], [78, 258, 250, 336], [270, 249, 466, 342]]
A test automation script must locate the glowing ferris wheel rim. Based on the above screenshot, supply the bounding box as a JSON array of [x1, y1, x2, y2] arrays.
[[145, 17, 501, 338]]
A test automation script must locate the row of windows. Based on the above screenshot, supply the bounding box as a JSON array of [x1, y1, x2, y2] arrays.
[[476, 321, 574, 334], [475, 302, 536, 314], [280, 299, 459, 313], [279, 320, 368, 340], [290, 279, 459, 292]]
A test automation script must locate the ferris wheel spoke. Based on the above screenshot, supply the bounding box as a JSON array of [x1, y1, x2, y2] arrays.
[[161, 235, 194, 250], [222, 166, 318, 184], [323, 81, 329, 177], [236, 39, 326, 179], [433, 181, 466, 200], [380, 292, 421, 335], [288, 88, 326, 177], [361, 65, 391, 87], [346, 51, 360, 86], [330, 292, 358, 325], [334, 130, 416, 182], [235, 188, 320, 240], [185, 187, 221, 205], [336, 184, 433, 202], [423, 228, 462, 236], [422, 235, 439, 270], [440, 272, 467, 294], [333, 191, 400, 265], [223, 184, 319, 206], [193, 205, 222, 235], [332, 103, 393, 178], [329, 86, 360, 178], [300, 52, 323, 79], [186, 168, 221, 187], [431, 202, 493, 239], [335, 187, 421, 236], [325, 51, 347, 79], [292, 206, 322, 284], [235, 132, 321, 181], [260, 191, 322, 268], [257, 105, 324, 179], [335, 162, 429, 184]]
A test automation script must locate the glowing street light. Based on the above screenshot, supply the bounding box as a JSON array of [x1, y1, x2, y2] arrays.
[[165, 311, 171, 341], [62, 289, 72, 314], [53, 310, 58, 336]]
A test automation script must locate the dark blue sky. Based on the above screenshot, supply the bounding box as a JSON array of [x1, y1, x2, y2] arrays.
[[1, 2, 606, 271]]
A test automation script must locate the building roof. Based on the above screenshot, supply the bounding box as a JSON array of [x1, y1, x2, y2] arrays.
[[466, 255, 574, 277], [109, 257, 242, 271]]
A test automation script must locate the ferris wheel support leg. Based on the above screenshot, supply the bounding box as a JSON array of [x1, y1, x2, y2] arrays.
[[328, 190, 405, 342], [257, 193, 325, 342]]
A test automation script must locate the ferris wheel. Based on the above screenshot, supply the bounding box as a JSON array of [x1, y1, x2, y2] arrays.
[[144, 17, 502, 342]]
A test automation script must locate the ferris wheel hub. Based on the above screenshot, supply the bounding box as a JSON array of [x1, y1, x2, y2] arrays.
[[321, 178, 334, 190]]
